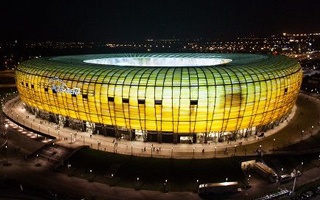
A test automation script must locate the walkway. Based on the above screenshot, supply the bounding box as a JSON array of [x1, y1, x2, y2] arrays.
[[3, 93, 320, 159]]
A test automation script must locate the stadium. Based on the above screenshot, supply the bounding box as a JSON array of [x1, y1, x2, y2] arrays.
[[15, 53, 302, 144]]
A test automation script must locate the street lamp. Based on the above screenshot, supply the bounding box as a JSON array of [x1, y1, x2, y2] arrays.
[[193, 147, 195, 159], [234, 145, 237, 156], [5, 123, 8, 132], [273, 138, 276, 150], [67, 163, 71, 173], [163, 179, 168, 193], [214, 147, 217, 157], [195, 179, 199, 191], [171, 147, 173, 159], [5, 145, 8, 162], [226, 177, 228, 182], [70, 133, 73, 144]]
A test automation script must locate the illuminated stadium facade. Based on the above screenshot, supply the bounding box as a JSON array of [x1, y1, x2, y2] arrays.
[[15, 53, 302, 143]]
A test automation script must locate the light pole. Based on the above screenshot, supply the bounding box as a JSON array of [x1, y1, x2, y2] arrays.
[[89, 169, 93, 180], [171, 147, 173, 159], [273, 138, 276, 150], [259, 144, 262, 156], [193, 147, 195, 159], [57, 130, 60, 140], [195, 179, 199, 192], [214, 147, 217, 157], [5, 145, 8, 163], [70, 133, 73, 144], [163, 179, 168, 193], [67, 163, 71, 173], [131, 144, 133, 156], [5, 123, 8, 135], [234, 145, 237, 156]]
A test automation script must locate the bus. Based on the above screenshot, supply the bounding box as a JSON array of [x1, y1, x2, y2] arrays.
[[254, 162, 278, 183], [198, 181, 241, 195]]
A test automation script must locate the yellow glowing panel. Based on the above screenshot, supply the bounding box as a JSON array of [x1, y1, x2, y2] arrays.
[[16, 53, 302, 135]]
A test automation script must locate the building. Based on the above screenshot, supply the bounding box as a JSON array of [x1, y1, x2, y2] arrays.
[[15, 53, 302, 143]]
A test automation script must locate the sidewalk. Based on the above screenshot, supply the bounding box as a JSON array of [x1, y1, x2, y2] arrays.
[[3, 93, 320, 159]]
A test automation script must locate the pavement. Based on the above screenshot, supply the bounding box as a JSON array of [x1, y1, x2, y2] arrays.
[[1, 93, 320, 199], [2, 93, 320, 159]]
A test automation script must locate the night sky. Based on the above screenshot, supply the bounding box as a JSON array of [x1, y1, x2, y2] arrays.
[[1, 0, 320, 41]]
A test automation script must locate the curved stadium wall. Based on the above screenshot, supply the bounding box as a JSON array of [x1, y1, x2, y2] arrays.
[[15, 53, 302, 140]]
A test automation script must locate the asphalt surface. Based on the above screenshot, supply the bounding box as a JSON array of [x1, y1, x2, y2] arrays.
[[1, 92, 320, 199]]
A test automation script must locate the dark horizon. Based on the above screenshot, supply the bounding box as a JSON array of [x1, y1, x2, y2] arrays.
[[1, 0, 320, 42]]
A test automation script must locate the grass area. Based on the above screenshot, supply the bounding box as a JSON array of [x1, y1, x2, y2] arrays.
[[62, 148, 249, 192]]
